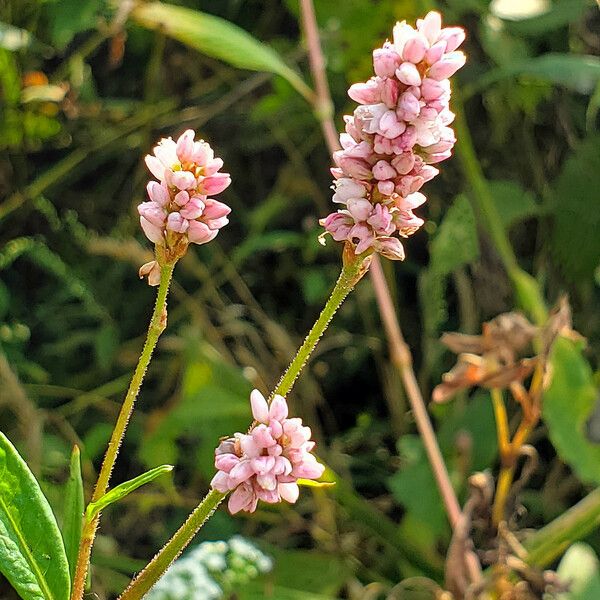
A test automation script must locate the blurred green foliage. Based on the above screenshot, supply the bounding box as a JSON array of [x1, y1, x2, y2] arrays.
[[1, 0, 599, 598]]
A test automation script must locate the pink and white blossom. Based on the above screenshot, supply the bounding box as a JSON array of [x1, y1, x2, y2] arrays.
[[320, 13, 466, 260], [138, 130, 231, 282], [211, 390, 325, 514]]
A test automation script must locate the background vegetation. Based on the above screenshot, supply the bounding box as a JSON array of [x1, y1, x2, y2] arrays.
[[1, 0, 599, 598]]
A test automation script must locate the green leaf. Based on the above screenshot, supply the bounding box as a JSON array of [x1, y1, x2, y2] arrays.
[[86, 465, 173, 521], [0, 431, 71, 600], [131, 2, 312, 101], [61, 446, 84, 583], [556, 543, 600, 600], [467, 54, 600, 97], [488, 180, 540, 229], [549, 135, 600, 282], [543, 337, 600, 485], [43, 0, 100, 50]]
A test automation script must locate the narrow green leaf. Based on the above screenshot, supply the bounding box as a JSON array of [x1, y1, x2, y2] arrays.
[[0, 431, 71, 600], [86, 465, 173, 521], [296, 479, 335, 488], [62, 446, 84, 583], [131, 2, 313, 101], [543, 337, 600, 485]]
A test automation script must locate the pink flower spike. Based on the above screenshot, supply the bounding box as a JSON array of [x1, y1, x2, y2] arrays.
[[250, 389, 269, 423], [202, 199, 231, 220]]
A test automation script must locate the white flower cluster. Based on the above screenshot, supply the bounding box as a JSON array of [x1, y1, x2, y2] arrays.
[[146, 536, 272, 600]]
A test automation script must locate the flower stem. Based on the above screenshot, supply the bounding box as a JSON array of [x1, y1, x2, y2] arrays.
[[116, 251, 371, 599], [273, 248, 371, 397], [119, 489, 225, 600], [71, 262, 175, 600]]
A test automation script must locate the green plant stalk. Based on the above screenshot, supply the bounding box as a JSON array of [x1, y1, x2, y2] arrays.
[[453, 87, 548, 325], [71, 262, 175, 600], [118, 489, 225, 600], [274, 249, 370, 396], [524, 486, 600, 567], [118, 250, 373, 599]]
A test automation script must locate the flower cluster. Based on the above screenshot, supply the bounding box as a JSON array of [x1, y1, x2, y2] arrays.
[[211, 390, 325, 514], [320, 12, 466, 260], [137, 130, 231, 282]]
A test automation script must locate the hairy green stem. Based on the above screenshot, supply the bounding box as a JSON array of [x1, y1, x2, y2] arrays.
[[119, 489, 225, 600], [116, 251, 372, 599], [274, 250, 370, 397], [453, 87, 547, 325], [71, 262, 175, 600], [524, 487, 600, 567]]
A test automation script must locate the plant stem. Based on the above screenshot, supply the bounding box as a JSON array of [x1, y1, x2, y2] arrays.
[[524, 487, 600, 567], [453, 87, 547, 326], [274, 248, 370, 397], [491, 388, 510, 458], [71, 262, 175, 600], [119, 489, 225, 600], [299, 0, 338, 155]]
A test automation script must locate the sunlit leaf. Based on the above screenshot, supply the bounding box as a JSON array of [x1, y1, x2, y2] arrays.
[[86, 465, 173, 521], [131, 2, 313, 101], [0, 431, 71, 600], [543, 337, 600, 485]]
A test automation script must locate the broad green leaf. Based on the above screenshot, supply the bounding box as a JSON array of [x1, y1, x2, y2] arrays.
[[43, 0, 100, 50], [131, 2, 312, 101], [467, 54, 600, 97], [488, 180, 540, 229], [86, 465, 173, 521], [556, 543, 600, 600], [548, 135, 600, 282], [61, 446, 84, 583], [543, 337, 600, 485], [0, 431, 70, 600]]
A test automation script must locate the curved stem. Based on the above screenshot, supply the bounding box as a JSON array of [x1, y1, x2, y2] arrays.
[[274, 249, 370, 397], [119, 489, 225, 600], [117, 251, 371, 599], [71, 262, 175, 600]]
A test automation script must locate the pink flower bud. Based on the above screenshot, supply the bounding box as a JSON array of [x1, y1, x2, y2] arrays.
[[396, 62, 422, 86], [176, 129, 195, 163], [419, 11, 442, 44], [334, 152, 372, 179], [173, 190, 189, 206], [347, 198, 373, 221], [372, 159, 397, 181], [332, 178, 367, 204], [147, 181, 169, 206], [379, 110, 405, 139], [373, 44, 400, 77], [378, 180, 395, 195], [374, 237, 405, 260], [427, 51, 466, 80], [397, 92, 421, 121], [139, 260, 161, 286], [348, 80, 381, 104], [138, 201, 166, 227], [167, 170, 196, 191], [250, 389, 269, 423], [391, 152, 416, 175], [140, 217, 164, 244], [381, 78, 400, 108], [425, 40, 447, 65], [179, 197, 205, 220], [439, 27, 466, 52], [187, 220, 218, 244], [200, 172, 231, 195], [421, 78, 445, 101], [202, 199, 231, 219], [402, 33, 428, 63], [167, 212, 188, 233]]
